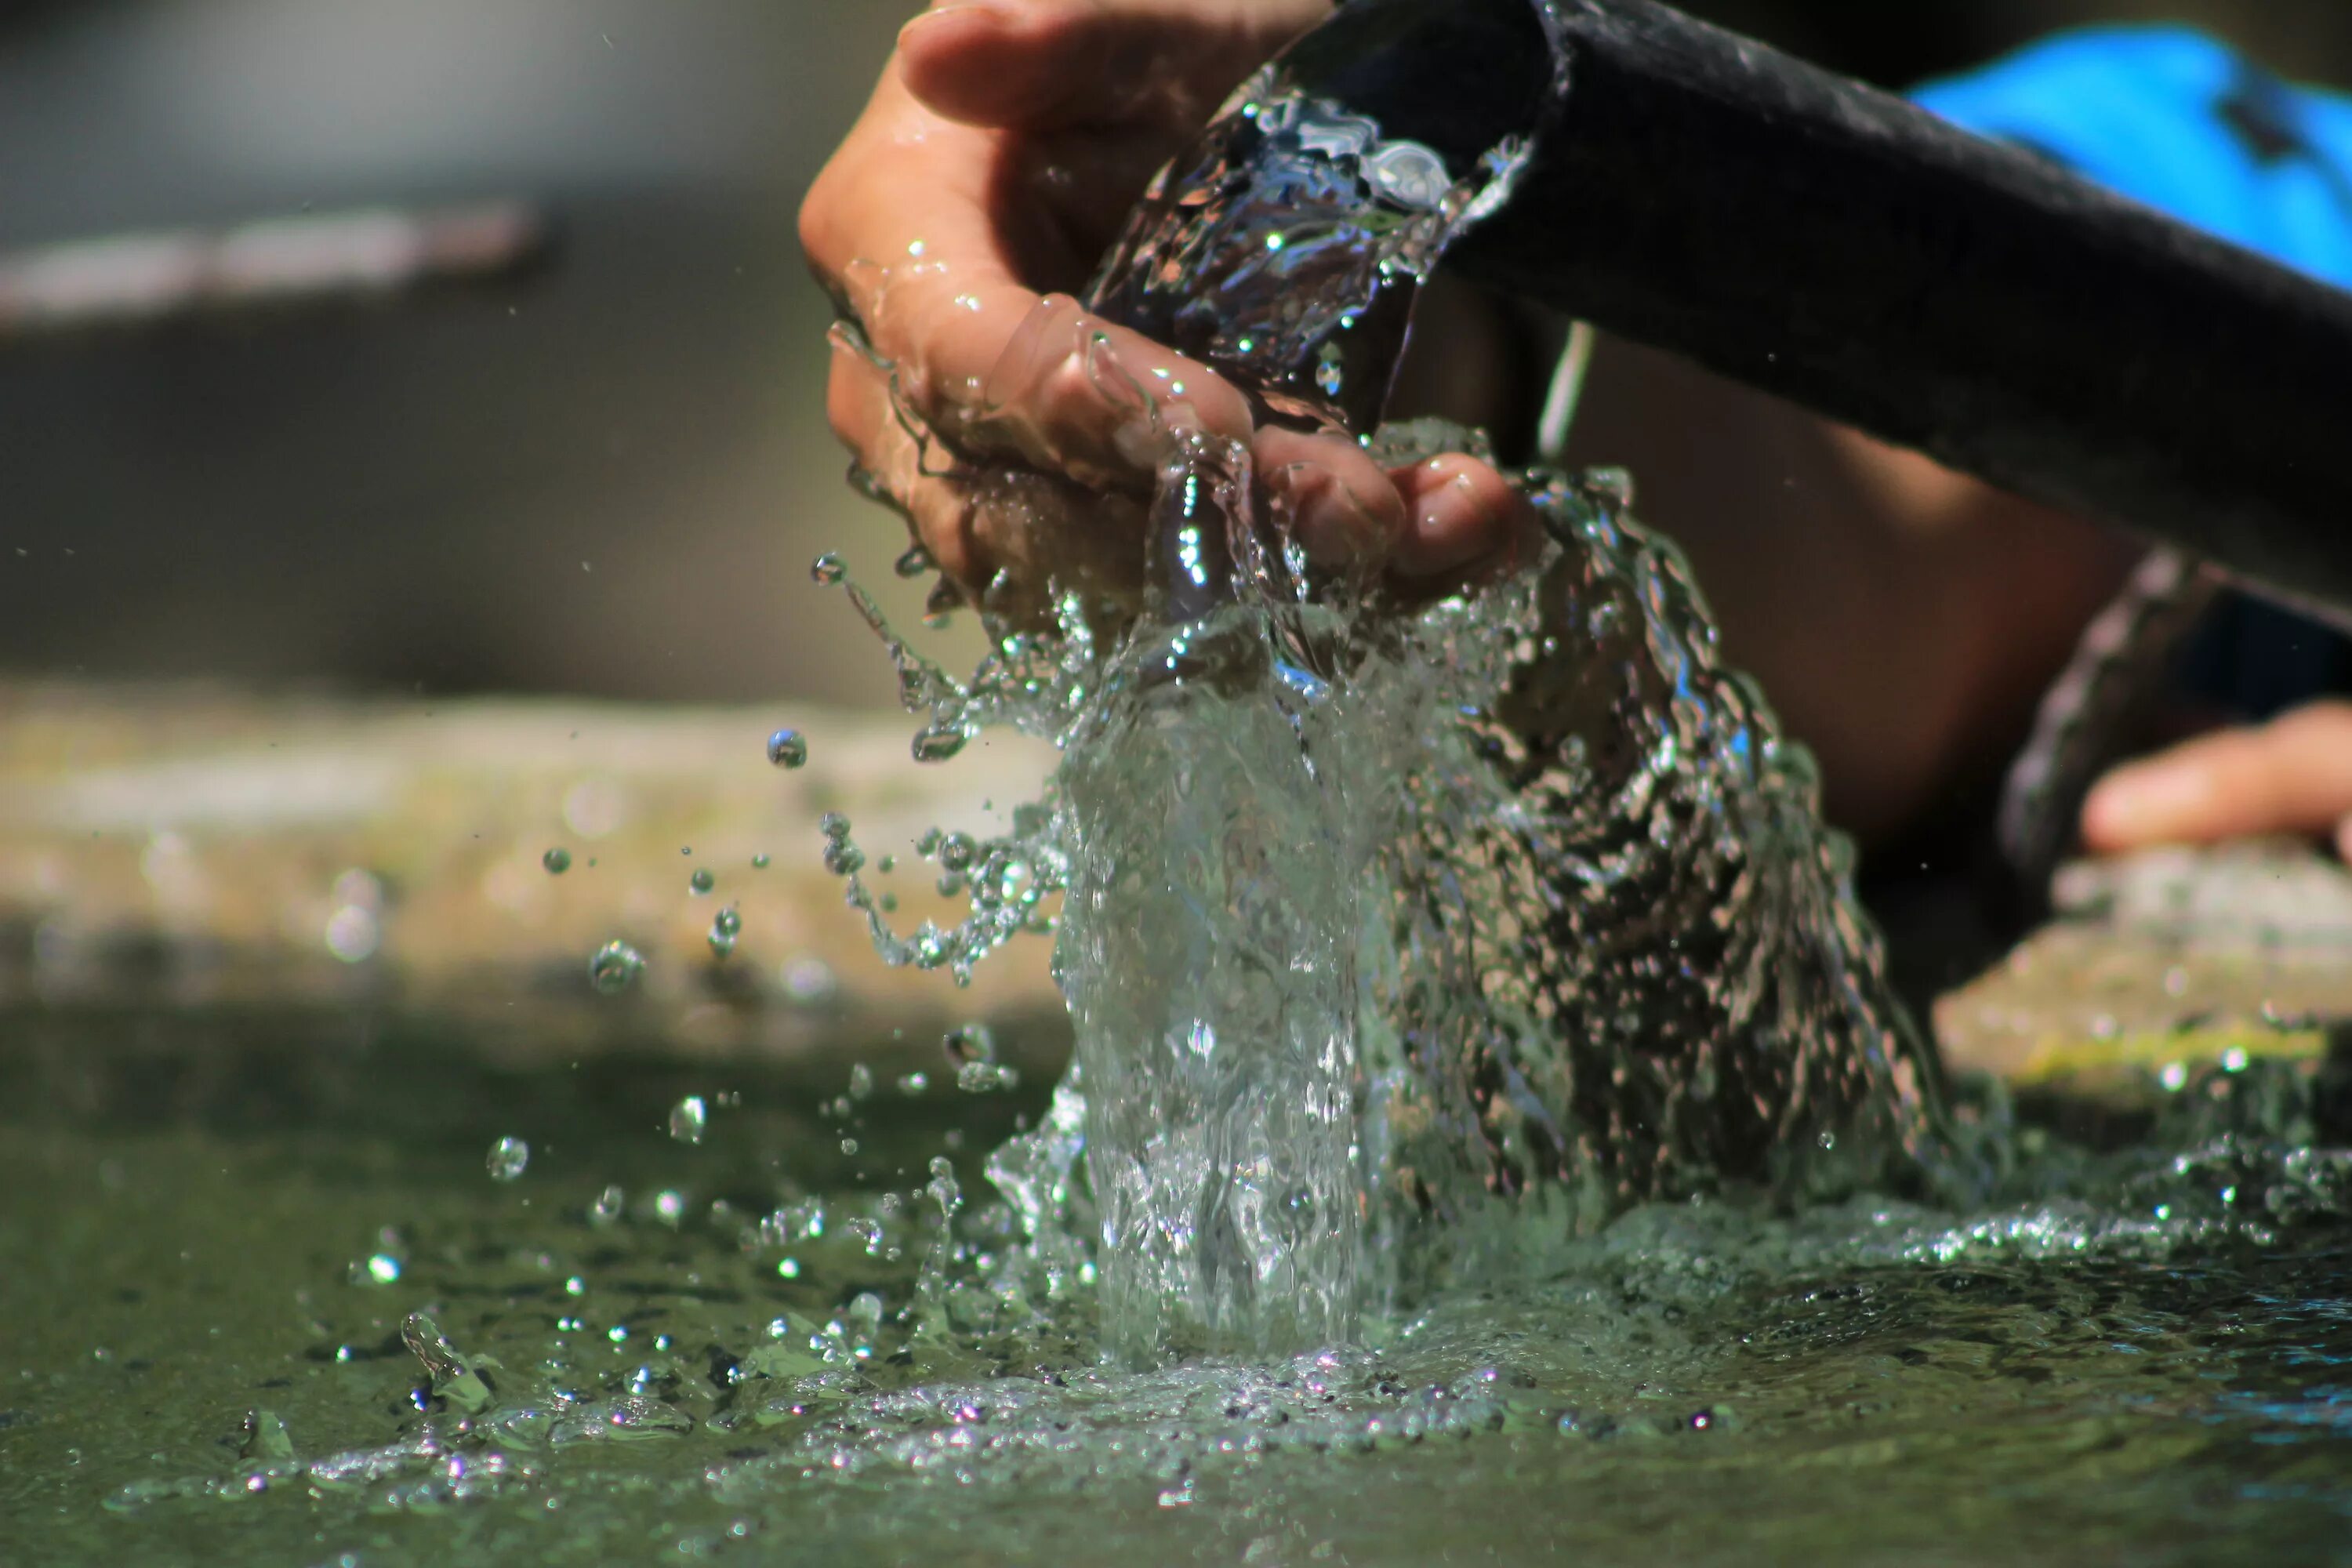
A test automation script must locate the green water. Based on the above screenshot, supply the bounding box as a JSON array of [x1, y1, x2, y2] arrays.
[[6, 1003, 2352, 1566]]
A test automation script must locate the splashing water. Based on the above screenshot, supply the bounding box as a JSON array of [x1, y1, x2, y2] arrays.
[[812, 51, 1957, 1365]]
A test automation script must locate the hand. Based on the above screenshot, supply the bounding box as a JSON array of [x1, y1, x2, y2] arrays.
[[797, 0, 1533, 613], [2082, 700, 2352, 862]]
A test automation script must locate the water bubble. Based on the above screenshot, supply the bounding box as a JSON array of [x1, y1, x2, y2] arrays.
[[911, 724, 967, 764], [943, 1023, 996, 1067], [766, 729, 808, 769], [485, 1136, 529, 1182], [590, 1184, 625, 1226], [810, 553, 847, 586], [590, 940, 644, 995], [779, 955, 838, 1005], [690, 868, 716, 895], [707, 906, 741, 958], [668, 1095, 708, 1145], [543, 847, 572, 875]]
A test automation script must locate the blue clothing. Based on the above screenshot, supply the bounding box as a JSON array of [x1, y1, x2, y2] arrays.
[[1915, 30, 2352, 718]]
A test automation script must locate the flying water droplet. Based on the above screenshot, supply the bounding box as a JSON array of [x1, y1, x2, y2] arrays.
[[543, 847, 572, 875], [708, 906, 741, 958], [485, 1136, 530, 1182], [590, 1185, 626, 1226], [911, 724, 966, 764], [751, 853, 771, 869], [810, 553, 847, 586], [943, 1023, 996, 1067], [690, 868, 716, 895], [766, 729, 808, 768], [847, 1063, 874, 1101], [590, 940, 644, 996], [669, 1095, 708, 1145], [893, 543, 933, 579]]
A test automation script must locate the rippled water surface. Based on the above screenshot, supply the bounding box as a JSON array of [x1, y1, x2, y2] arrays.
[[5, 1007, 2352, 1567]]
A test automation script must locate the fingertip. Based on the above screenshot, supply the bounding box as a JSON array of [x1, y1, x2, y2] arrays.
[[1388, 454, 1537, 581], [1256, 429, 1406, 569], [2079, 757, 2211, 854]]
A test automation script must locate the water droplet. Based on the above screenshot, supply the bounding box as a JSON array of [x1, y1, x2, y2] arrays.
[[486, 1136, 530, 1182], [943, 1023, 996, 1066], [779, 955, 837, 1004], [810, 553, 846, 586], [669, 1095, 708, 1145], [590, 1184, 625, 1226], [897, 1073, 927, 1096], [911, 724, 966, 764], [893, 543, 933, 579], [655, 1189, 687, 1225], [543, 847, 572, 875], [1315, 342, 1345, 397], [819, 811, 851, 840], [847, 1063, 874, 1101], [707, 906, 742, 958], [752, 853, 771, 869], [823, 839, 865, 877], [938, 832, 977, 872], [590, 940, 644, 996], [766, 729, 808, 768], [361, 1254, 401, 1286], [690, 868, 716, 895]]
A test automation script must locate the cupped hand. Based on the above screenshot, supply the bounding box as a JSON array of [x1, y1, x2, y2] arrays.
[[2082, 699, 2352, 862], [797, 0, 1534, 612]]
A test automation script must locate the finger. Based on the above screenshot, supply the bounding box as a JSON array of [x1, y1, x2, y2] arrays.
[[807, 114, 1255, 483], [827, 327, 993, 591], [898, 0, 1324, 132], [2082, 700, 2352, 852], [1254, 426, 1405, 571], [1386, 453, 1544, 584], [829, 324, 1149, 613]]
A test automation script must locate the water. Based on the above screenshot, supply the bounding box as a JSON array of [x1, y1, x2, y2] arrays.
[[8, 1008, 2352, 1566], [10, 26, 2352, 1566], [812, 60, 1949, 1361]]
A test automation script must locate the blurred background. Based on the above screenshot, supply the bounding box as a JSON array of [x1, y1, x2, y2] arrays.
[[3, 0, 2350, 710]]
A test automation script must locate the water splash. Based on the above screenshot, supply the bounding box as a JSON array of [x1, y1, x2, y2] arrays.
[[809, 42, 1954, 1365]]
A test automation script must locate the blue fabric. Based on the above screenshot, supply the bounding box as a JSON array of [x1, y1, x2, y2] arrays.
[[1914, 30, 2352, 720], [1914, 27, 2352, 290]]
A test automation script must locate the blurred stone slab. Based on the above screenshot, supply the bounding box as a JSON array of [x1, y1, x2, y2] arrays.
[[0, 681, 1062, 1062], [13, 681, 2350, 1107], [1934, 839, 2352, 1113]]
